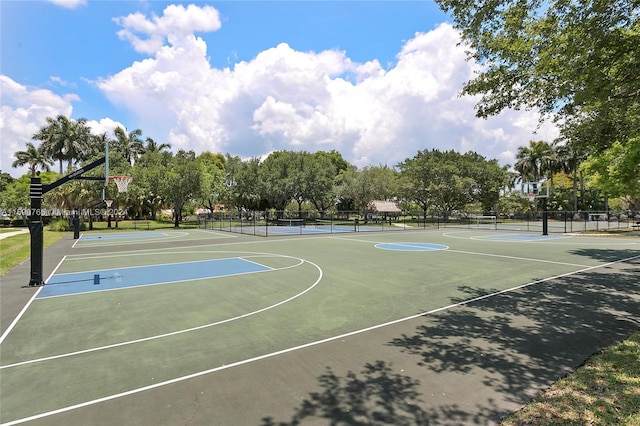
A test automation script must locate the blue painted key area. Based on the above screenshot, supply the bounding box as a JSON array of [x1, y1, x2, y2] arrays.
[[38, 258, 271, 298]]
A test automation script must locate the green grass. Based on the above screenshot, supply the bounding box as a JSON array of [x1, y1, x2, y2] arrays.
[[0, 220, 199, 275], [0, 231, 64, 275], [0, 228, 24, 234], [501, 330, 640, 426]]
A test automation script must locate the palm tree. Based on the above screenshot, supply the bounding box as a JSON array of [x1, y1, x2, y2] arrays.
[[114, 127, 144, 166], [12, 142, 51, 176], [514, 140, 555, 188], [34, 115, 92, 173], [34, 116, 65, 173], [144, 137, 171, 153], [65, 117, 93, 168], [514, 140, 555, 210], [88, 132, 113, 159], [554, 142, 587, 211]]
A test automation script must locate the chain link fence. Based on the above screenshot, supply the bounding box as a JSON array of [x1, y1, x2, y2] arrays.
[[198, 209, 640, 237]]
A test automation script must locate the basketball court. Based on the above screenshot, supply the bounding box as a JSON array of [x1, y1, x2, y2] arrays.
[[1, 227, 639, 425]]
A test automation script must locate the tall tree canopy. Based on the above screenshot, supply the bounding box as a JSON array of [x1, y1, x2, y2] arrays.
[[436, 0, 639, 157], [160, 150, 205, 227], [33, 115, 93, 173], [581, 138, 640, 210], [113, 127, 144, 166], [398, 149, 508, 214], [514, 140, 555, 184]]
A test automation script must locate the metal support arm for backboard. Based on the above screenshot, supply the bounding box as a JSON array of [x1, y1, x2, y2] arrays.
[[28, 156, 106, 287]]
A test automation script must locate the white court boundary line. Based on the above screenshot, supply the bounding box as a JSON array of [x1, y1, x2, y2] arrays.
[[73, 229, 230, 248], [3, 252, 639, 426], [375, 242, 449, 251], [0, 257, 65, 345], [446, 249, 590, 268], [442, 230, 640, 246], [0, 253, 317, 369], [73, 231, 190, 248], [334, 235, 590, 268]]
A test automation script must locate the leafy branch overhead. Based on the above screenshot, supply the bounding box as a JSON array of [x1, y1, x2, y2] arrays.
[[437, 0, 639, 157]]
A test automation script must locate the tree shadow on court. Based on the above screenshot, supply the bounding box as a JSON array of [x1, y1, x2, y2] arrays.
[[387, 257, 640, 419], [568, 248, 640, 263], [259, 360, 433, 426], [259, 258, 639, 425]]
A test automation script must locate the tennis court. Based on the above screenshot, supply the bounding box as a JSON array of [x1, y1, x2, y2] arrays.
[[1, 228, 639, 425]]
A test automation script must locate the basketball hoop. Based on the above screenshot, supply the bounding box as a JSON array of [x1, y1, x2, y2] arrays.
[[528, 193, 536, 202], [109, 176, 132, 193], [104, 199, 113, 208]]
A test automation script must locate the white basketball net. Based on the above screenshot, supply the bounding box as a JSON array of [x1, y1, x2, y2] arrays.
[[528, 193, 536, 202], [104, 199, 113, 208], [110, 176, 132, 193]]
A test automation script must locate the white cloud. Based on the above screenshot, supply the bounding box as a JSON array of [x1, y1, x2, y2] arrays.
[[49, 76, 76, 88], [46, 0, 87, 9], [86, 118, 125, 139], [4, 6, 558, 180], [114, 4, 222, 55], [0, 75, 78, 175], [99, 16, 559, 169], [0, 76, 127, 177]]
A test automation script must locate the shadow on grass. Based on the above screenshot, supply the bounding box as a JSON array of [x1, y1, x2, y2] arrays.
[[261, 256, 640, 425]]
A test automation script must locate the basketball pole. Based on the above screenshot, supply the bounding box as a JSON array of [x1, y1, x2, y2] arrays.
[[542, 197, 549, 236], [541, 180, 549, 236], [104, 137, 109, 200], [28, 156, 106, 287]]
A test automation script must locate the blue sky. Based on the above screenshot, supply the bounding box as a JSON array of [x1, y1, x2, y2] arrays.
[[1, 1, 558, 177]]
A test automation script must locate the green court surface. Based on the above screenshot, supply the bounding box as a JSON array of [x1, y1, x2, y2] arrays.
[[1, 228, 639, 425]]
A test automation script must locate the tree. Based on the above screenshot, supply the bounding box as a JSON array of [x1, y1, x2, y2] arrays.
[[197, 151, 226, 216], [398, 149, 506, 218], [436, 0, 639, 189], [1, 172, 57, 224], [0, 172, 15, 193], [33, 116, 65, 173], [514, 141, 554, 186], [232, 156, 263, 211], [581, 138, 640, 211], [159, 150, 204, 227], [458, 151, 508, 212], [12, 142, 51, 177], [0, 175, 31, 222], [514, 140, 555, 205], [132, 150, 172, 220], [34, 115, 93, 173], [144, 137, 171, 154], [45, 179, 91, 215], [335, 165, 398, 216], [397, 152, 434, 218], [259, 151, 299, 215], [114, 127, 144, 166], [554, 142, 588, 211], [514, 141, 556, 211], [436, 0, 638, 126], [65, 117, 93, 167], [305, 151, 349, 215], [87, 132, 113, 160]]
